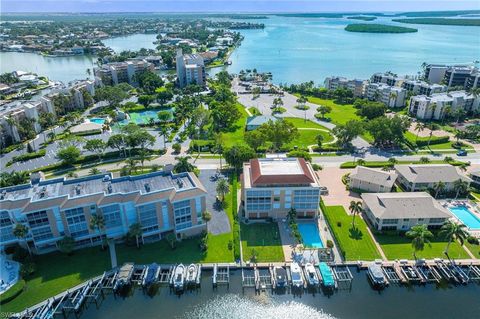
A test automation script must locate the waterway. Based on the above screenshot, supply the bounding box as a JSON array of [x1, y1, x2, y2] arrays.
[[1, 15, 479, 85], [80, 269, 479, 319]]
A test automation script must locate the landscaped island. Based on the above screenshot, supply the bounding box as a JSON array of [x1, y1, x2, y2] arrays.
[[347, 16, 377, 21], [345, 23, 418, 33], [392, 18, 480, 26]]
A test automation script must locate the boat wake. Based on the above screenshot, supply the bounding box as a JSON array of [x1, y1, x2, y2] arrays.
[[182, 294, 336, 319]]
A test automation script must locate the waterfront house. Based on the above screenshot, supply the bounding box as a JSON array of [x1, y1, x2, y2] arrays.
[[245, 115, 278, 131], [0, 171, 207, 254], [395, 164, 471, 192], [348, 166, 397, 193], [361, 192, 451, 231], [241, 158, 321, 219]]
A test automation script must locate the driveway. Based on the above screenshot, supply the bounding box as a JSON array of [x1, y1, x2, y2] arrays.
[[316, 167, 361, 209], [197, 169, 231, 235]]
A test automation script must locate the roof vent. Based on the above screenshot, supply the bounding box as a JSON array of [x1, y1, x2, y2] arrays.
[[144, 183, 151, 192], [0, 190, 6, 200], [75, 184, 82, 195], [107, 183, 113, 194], [102, 175, 111, 182], [177, 179, 184, 188]]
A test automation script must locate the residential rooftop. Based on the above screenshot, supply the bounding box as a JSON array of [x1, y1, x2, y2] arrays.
[[350, 166, 397, 188], [395, 164, 470, 184], [361, 192, 452, 219]]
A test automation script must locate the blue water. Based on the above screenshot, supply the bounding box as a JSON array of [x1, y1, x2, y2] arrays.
[[89, 117, 105, 124], [448, 205, 480, 230], [297, 222, 323, 248]]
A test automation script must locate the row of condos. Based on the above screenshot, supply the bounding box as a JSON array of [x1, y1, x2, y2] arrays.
[[241, 158, 322, 220], [0, 171, 207, 254]]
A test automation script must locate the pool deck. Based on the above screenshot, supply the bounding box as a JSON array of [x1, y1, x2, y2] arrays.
[[441, 200, 480, 237]]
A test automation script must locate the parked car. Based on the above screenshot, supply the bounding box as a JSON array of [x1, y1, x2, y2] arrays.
[[457, 149, 467, 156], [320, 186, 329, 195]]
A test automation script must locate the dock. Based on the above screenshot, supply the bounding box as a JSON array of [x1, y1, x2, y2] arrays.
[[331, 264, 353, 289], [212, 264, 230, 288], [158, 265, 174, 285]]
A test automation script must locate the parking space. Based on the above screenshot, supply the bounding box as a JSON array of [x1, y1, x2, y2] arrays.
[[316, 167, 361, 209]]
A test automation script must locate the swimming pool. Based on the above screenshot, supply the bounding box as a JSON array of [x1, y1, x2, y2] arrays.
[[89, 118, 105, 125], [297, 222, 324, 248], [448, 205, 480, 230]]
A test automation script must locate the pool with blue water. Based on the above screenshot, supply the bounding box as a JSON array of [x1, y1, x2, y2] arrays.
[[448, 205, 480, 230], [297, 222, 323, 248]]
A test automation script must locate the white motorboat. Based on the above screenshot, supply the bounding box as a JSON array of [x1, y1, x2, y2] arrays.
[[290, 262, 304, 288], [304, 263, 319, 286], [173, 264, 185, 292], [186, 264, 198, 286], [367, 264, 388, 288]]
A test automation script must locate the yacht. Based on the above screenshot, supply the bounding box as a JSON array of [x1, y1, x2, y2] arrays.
[[186, 264, 198, 286], [274, 266, 287, 289], [142, 263, 160, 287], [290, 262, 304, 288], [367, 264, 388, 288], [173, 264, 185, 292], [304, 263, 319, 286]]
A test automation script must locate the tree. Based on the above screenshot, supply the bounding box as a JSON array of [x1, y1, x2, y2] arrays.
[[355, 100, 386, 120], [137, 149, 150, 170], [244, 130, 264, 152], [56, 145, 81, 166], [202, 210, 212, 228], [453, 179, 469, 199], [414, 122, 426, 142], [94, 85, 129, 107], [38, 112, 56, 140], [433, 181, 446, 198], [366, 115, 409, 147], [13, 223, 31, 255], [258, 119, 298, 152], [166, 232, 177, 249], [107, 134, 127, 158], [224, 145, 256, 173], [439, 221, 468, 258], [210, 100, 241, 132], [216, 178, 230, 202], [138, 94, 155, 107], [174, 156, 196, 173], [272, 97, 284, 109], [348, 200, 362, 230], [89, 168, 101, 175], [84, 138, 106, 161], [158, 125, 170, 149], [172, 143, 182, 154], [128, 223, 143, 248], [316, 105, 332, 119], [124, 158, 139, 175], [406, 224, 433, 260], [58, 236, 75, 255], [0, 171, 30, 188], [156, 89, 173, 106], [332, 120, 364, 148], [135, 71, 164, 94], [89, 214, 106, 249], [316, 134, 324, 149], [443, 156, 454, 163], [419, 156, 430, 164], [157, 110, 172, 123]]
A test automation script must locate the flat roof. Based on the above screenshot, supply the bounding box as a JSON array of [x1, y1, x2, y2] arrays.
[[245, 158, 318, 187]]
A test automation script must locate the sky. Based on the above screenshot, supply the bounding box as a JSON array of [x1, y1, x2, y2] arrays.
[[2, 0, 480, 13]]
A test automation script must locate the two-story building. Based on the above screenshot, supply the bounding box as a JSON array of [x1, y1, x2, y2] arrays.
[[349, 166, 397, 193], [0, 171, 207, 254], [241, 158, 321, 220]]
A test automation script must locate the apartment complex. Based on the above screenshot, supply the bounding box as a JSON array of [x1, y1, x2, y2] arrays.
[[401, 80, 447, 96], [0, 80, 95, 144], [176, 49, 206, 88], [241, 158, 321, 220], [408, 90, 479, 120], [349, 166, 397, 193], [323, 76, 366, 97], [94, 59, 154, 86], [361, 192, 451, 231], [366, 82, 407, 108], [395, 164, 471, 192], [0, 171, 207, 254], [425, 64, 479, 89], [370, 72, 403, 87]]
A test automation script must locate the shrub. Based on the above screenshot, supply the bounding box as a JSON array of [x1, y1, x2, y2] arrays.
[[294, 104, 310, 111], [7, 149, 46, 166], [12, 247, 29, 263], [287, 150, 312, 162], [467, 236, 479, 245], [0, 279, 26, 305], [58, 236, 75, 255], [311, 163, 323, 171], [337, 221, 342, 227], [326, 239, 334, 249], [172, 143, 181, 154], [20, 261, 36, 279]]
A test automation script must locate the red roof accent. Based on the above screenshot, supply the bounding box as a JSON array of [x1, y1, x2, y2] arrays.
[[249, 158, 316, 186]]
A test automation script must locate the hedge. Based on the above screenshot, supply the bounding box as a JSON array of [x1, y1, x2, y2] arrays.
[[6, 149, 46, 166], [0, 279, 26, 305], [415, 136, 450, 147], [189, 140, 215, 152], [340, 160, 466, 169], [231, 174, 241, 261]]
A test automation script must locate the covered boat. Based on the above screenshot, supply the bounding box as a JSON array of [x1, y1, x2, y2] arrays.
[[367, 264, 388, 288], [318, 262, 336, 289], [274, 266, 287, 289], [143, 263, 160, 287], [115, 262, 134, 290]]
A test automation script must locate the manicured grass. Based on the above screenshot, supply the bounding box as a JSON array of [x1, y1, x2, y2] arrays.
[[221, 103, 249, 148], [340, 159, 467, 169], [284, 117, 334, 149], [248, 107, 261, 115], [300, 95, 361, 126], [2, 247, 111, 313], [465, 242, 480, 258], [241, 222, 285, 262], [374, 234, 470, 260], [321, 203, 382, 261]]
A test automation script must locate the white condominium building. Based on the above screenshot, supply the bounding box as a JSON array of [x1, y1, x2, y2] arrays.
[[401, 80, 447, 96], [176, 49, 206, 88], [94, 59, 154, 86], [324, 76, 366, 97], [366, 82, 407, 108], [409, 91, 479, 120]]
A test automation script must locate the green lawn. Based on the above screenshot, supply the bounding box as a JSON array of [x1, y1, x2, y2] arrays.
[[374, 234, 470, 260], [284, 117, 334, 149], [321, 203, 382, 261], [241, 222, 285, 262], [221, 102, 249, 148], [465, 242, 480, 258], [340, 159, 467, 169], [299, 95, 361, 125]]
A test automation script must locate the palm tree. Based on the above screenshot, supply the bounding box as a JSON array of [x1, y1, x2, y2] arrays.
[[158, 125, 170, 149], [89, 214, 106, 249], [443, 156, 454, 163], [13, 223, 31, 255], [419, 157, 430, 164], [124, 158, 139, 175], [348, 200, 362, 230], [128, 223, 143, 248], [453, 179, 469, 199], [173, 156, 195, 173], [388, 157, 398, 168], [406, 224, 433, 260], [89, 168, 100, 175], [426, 124, 435, 148], [433, 181, 446, 199], [216, 178, 230, 202], [66, 171, 78, 179], [439, 221, 468, 258], [137, 149, 150, 170], [414, 122, 426, 142], [356, 159, 366, 166], [453, 130, 464, 147], [202, 210, 212, 228]]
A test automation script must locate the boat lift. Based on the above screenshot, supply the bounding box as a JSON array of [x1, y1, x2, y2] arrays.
[[158, 265, 174, 285], [212, 264, 230, 289], [330, 265, 353, 290]]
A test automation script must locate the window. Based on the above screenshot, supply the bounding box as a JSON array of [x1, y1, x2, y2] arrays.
[[138, 203, 158, 230], [246, 190, 272, 211], [382, 219, 399, 225], [27, 211, 53, 242], [429, 218, 445, 223], [64, 207, 88, 238], [0, 211, 12, 228], [174, 200, 192, 231], [101, 204, 122, 228], [293, 189, 319, 210], [273, 203, 280, 209], [403, 218, 410, 222], [161, 202, 170, 229]]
